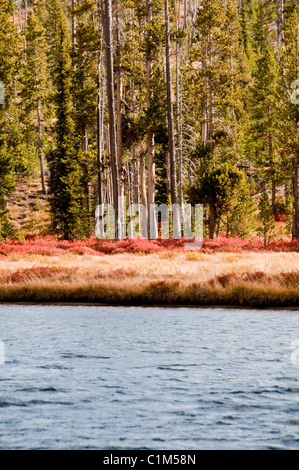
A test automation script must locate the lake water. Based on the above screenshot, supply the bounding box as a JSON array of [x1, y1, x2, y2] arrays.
[[0, 304, 299, 449]]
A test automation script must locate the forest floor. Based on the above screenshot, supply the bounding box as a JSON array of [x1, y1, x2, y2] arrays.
[[0, 249, 298, 307]]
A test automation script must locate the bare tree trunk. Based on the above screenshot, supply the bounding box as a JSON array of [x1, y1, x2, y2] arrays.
[[37, 100, 46, 194], [127, 162, 134, 237], [96, 53, 105, 238], [184, 0, 187, 28], [208, 34, 214, 153], [146, 0, 157, 239], [116, 0, 125, 238], [24, 0, 28, 30], [202, 46, 208, 145], [190, 0, 199, 45], [133, 158, 139, 205], [164, 0, 180, 238], [82, 128, 90, 219], [294, 147, 299, 239], [175, 1, 184, 219], [97, 30, 104, 207], [166, 152, 171, 197], [209, 202, 216, 239], [72, 0, 76, 45], [116, 0, 122, 167], [17, 1, 22, 32], [103, 0, 120, 239], [267, 106, 276, 205]]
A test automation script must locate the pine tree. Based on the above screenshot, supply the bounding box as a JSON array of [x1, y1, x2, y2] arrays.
[[103, 0, 121, 240], [22, 8, 49, 194], [187, 0, 248, 162], [248, 0, 281, 206], [164, 0, 180, 238], [72, 0, 100, 236], [0, 0, 22, 217], [279, 0, 299, 239], [46, 0, 86, 240], [189, 162, 252, 239]]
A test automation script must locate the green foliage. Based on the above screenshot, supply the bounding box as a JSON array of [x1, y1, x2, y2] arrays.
[[0, 210, 15, 241], [0, 0, 298, 241], [189, 162, 253, 238], [46, 0, 88, 240], [0, 1, 22, 209]]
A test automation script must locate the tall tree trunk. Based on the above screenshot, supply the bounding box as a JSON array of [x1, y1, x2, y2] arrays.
[[133, 157, 139, 206], [190, 0, 199, 45], [209, 202, 216, 240], [103, 0, 120, 239], [133, 157, 140, 235], [207, 29, 214, 157], [268, 106, 275, 205], [72, 0, 76, 45], [294, 146, 299, 239], [164, 0, 180, 238], [140, 153, 147, 237], [127, 162, 133, 238], [175, 1, 184, 219], [37, 100, 46, 194], [97, 30, 104, 207], [116, 0, 124, 238], [166, 152, 171, 197], [96, 50, 105, 239], [24, 0, 28, 49], [82, 127, 90, 218], [146, 0, 157, 239]]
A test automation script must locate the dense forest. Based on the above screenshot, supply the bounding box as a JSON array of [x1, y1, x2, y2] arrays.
[[0, 0, 299, 243]]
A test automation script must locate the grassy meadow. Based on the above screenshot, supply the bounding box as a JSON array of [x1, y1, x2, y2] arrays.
[[0, 238, 298, 307]]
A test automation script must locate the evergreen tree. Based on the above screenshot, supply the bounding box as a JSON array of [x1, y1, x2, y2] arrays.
[[189, 162, 253, 239], [22, 8, 49, 194], [72, 0, 100, 235], [46, 0, 87, 239], [279, 0, 299, 239], [188, 0, 248, 162], [0, 0, 22, 217], [248, 0, 281, 206]]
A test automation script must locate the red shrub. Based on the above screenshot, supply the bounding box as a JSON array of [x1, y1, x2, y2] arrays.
[[0, 234, 298, 256], [4, 266, 73, 283]]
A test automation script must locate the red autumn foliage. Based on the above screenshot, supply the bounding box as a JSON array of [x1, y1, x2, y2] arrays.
[[0, 234, 298, 257], [274, 211, 286, 222], [0, 266, 74, 283]]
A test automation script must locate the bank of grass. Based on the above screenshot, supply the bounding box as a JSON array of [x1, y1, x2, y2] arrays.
[[0, 251, 298, 307]]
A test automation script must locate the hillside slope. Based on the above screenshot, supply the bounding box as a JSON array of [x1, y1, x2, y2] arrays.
[[6, 177, 51, 235]]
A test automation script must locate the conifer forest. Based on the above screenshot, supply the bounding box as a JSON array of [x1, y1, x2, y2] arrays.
[[1, 0, 299, 243]]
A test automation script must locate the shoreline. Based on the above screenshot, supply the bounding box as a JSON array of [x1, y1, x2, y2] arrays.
[[0, 301, 299, 310], [0, 284, 298, 308]]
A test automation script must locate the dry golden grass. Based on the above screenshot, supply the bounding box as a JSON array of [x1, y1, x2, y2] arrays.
[[0, 251, 298, 307]]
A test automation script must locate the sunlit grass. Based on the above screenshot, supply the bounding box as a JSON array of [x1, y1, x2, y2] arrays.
[[0, 251, 298, 306]]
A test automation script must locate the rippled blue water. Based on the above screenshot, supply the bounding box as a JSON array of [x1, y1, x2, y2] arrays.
[[0, 304, 299, 449]]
